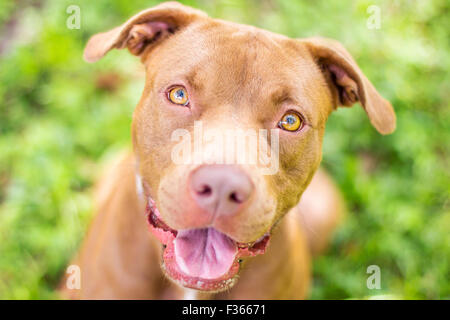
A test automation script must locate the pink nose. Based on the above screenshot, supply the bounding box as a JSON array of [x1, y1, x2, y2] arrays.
[[189, 165, 253, 217]]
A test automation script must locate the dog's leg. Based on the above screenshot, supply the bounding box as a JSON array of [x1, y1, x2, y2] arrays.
[[293, 168, 344, 255]]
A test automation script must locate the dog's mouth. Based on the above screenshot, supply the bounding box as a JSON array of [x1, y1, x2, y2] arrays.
[[146, 198, 270, 292]]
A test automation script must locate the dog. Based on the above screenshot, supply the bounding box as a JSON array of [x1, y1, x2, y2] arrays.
[[62, 1, 395, 299]]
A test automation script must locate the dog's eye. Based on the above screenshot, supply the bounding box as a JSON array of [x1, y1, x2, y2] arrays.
[[168, 86, 189, 106], [278, 112, 303, 132]]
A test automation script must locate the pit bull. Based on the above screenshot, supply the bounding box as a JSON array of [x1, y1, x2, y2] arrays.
[[62, 1, 395, 299]]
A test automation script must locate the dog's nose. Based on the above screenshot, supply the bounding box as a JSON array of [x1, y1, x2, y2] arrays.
[[189, 165, 253, 217]]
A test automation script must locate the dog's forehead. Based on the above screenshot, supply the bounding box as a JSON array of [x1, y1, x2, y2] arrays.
[[185, 20, 297, 66], [151, 20, 319, 93], [204, 19, 288, 44]]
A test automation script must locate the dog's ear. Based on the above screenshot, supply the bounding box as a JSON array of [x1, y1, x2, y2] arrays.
[[83, 2, 207, 63], [301, 37, 396, 135]]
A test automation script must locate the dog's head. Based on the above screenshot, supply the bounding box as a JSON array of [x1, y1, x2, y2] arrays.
[[84, 2, 395, 292]]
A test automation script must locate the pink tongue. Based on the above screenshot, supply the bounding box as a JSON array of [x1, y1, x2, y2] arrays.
[[173, 228, 237, 279]]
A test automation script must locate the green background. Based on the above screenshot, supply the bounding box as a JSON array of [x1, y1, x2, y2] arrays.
[[0, 0, 448, 299]]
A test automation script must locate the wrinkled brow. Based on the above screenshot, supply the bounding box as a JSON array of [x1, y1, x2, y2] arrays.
[[270, 86, 293, 105], [185, 69, 198, 88]]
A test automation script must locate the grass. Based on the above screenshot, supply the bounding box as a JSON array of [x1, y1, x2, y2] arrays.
[[0, 0, 448, 299]]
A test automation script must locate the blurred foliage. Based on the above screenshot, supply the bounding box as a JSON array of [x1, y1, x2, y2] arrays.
[[0, 0, 448, 299]]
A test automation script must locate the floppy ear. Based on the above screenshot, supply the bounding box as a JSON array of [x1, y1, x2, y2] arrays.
[[301, 37, 396, 135], [83, 2, 207, 63]]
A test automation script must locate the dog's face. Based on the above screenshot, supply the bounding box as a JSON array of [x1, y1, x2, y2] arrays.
[[84, 2, 395, 291]]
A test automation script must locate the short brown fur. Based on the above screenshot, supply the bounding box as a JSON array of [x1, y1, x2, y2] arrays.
[[62, 2, 395, 299]]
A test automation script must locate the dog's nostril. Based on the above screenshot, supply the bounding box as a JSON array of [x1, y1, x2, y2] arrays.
[[196, 184, 212, 196], [229, 192, 243, 204], [190, 165, 254, 216]]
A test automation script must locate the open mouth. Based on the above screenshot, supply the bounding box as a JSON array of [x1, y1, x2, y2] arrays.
[[146, 198, 270, 292]]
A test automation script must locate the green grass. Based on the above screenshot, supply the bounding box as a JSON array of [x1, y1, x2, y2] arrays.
[[0, 0, 448, 299]]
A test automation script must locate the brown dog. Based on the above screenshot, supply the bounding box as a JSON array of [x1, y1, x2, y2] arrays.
[[62, 2, 395, 299]]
